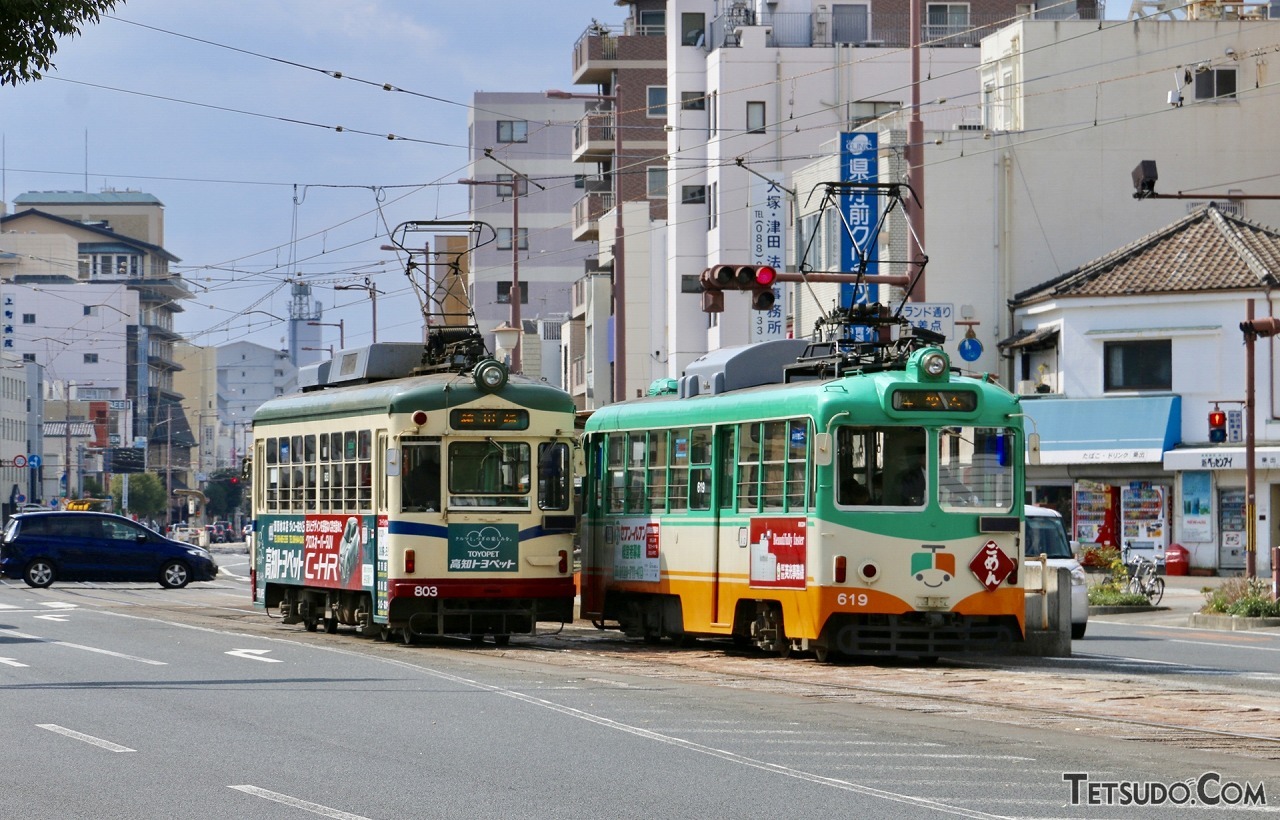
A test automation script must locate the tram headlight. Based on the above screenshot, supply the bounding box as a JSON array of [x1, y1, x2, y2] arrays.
[[921, 351, 948, 378], [474, 359, 509, 391]]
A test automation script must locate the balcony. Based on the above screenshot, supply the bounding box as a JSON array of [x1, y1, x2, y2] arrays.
[[570, 21, 665, 85], [568, 109, 616, 164], [572, 192, 613, 242]]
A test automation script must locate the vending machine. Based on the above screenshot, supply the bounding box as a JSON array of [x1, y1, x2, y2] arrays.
[[1073, 482, 1119, 547], [1121, 484, 1168, 560]]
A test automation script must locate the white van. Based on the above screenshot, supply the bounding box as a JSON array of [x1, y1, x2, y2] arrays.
[[1025, 505, 1089, 639]]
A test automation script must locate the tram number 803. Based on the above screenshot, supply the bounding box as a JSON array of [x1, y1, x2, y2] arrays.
[[413, 586, 439, 597], [836, 593, 869, 607]]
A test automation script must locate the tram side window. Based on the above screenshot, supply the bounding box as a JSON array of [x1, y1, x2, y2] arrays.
[[606, 435, 625, 513], [626, 432, 647, 513], [836, 427, 875, 506], [761, 421, 787, 510], [537, 442, 571, 511], [402, 437, 441, 512], [647, 430, 667, 512], [689, 426, 711, 510], [669, 429, 690, 512], [737, 422, 760, 511], [787, 418, 809, 509]]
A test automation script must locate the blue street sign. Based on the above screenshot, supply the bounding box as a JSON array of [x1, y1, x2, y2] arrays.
[[27, 454, 41, 469], [958, 337, 983, 362]]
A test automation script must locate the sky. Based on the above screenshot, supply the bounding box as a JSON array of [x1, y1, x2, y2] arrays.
[[1, 0, 611, 352]]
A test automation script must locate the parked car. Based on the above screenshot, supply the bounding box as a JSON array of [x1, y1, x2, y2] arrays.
[[0, 511, 218, 589], [1025, 505, 1089, 639], [213, 521, 234, 541], [205, 523, 228, 544]]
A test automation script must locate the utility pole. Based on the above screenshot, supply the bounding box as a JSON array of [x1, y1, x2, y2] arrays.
[[335, 279, 381, 343]]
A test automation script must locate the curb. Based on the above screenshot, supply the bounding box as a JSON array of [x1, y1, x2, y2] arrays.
[[1088, 605, 1167, 615], [1188, 613, 1280, 631]]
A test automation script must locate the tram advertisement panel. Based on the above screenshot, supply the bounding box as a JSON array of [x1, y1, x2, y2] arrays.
[[446, 523, 518, 572], [608, 520, 661, 582], [258, 513, 374, 591], [749, 517, 807, 589]]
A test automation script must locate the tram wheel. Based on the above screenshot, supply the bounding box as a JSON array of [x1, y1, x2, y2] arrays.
[[304, 618, 319, 633], [493, 635, 510, 647], [375, 626, 391, 642], [323, 616, 338, 634], [470, 635, 486, 646], [401, 629, 416, 646], [814, 644, 832, 663]]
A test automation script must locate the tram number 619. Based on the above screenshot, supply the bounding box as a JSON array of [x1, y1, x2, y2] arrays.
[[414, 585, 439, 597], [837, 592, 868, 607]]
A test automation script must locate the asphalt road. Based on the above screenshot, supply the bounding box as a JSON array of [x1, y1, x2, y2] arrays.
[[0, 560, 1275, 818]]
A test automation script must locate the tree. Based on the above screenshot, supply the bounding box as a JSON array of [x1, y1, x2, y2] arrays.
[[203, 470, 244, 519], [0, 1, 124, 87], [110, 472, 166, 520]]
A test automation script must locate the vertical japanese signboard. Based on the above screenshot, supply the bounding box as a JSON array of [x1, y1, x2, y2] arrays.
[[750, 174, 787, 342], [840, 132, 879, 341]]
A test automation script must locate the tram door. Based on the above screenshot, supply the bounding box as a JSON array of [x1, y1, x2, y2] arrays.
[[713, 425, 737, 626]]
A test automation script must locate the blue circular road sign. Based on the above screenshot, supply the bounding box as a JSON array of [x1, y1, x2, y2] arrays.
[[958, 337, 983, 362], [27, 454, 42, 469]]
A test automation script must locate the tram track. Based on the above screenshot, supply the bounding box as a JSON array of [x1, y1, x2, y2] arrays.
[[17, 587, 1280, 763]]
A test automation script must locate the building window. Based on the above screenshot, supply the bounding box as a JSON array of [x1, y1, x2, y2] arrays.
[[574, 174, 586, 189], [497, 281, 529, 304], [709, 182, 718, 229], [638, 8, 665, 34], [497, 120, 528, 143], [496, 228, 528, 251], [709, 91, 717, 136], [681, 185, 707, 205], [22, 314, 35, 324], [647, 86, 667, 118], [647, 166, 668, 199], [1195, 68, 1237, 100], [746, 101, 766, 134], [681, 12, 706, 46], [849, 100, 900, 127], [22, 353, 35, 363], [83, 305, 96, 316], [926, 3, 970, 40], [1104, 340, 1171, 391], [681, 91, 706, 111], [496, 173, 527, 198], [84, 353, 99, 364]]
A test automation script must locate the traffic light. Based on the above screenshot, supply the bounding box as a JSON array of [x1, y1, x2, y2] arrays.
[[698, 265, 778, 313], [1208, 408, 1227, 443]]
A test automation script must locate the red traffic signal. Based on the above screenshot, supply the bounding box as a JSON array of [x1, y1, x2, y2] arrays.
[[699, 265, 778, 312], [1208, 409, 1227, 443]]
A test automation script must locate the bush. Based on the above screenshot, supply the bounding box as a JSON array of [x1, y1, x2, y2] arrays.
[[1087, 585, 1150, 607], [1202, 577, 1280, 617]]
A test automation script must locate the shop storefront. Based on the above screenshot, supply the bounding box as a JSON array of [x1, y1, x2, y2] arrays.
[[1162, 447, 1278, 576], [1023, 396, 1181, 564]]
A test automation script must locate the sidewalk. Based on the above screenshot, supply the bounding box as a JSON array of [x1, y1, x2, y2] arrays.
[[1089, 573, 1280, 630]]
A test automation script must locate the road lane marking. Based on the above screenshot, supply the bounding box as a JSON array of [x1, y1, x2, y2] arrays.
[[0, 657, 29, 667], [229, 786, 371, 820], [34, 614, 71, 622], [1168, 638, 1280, 653], [37, 724, 135, 752], [226, 648, 280, 662], [0, 628, 166, 665]]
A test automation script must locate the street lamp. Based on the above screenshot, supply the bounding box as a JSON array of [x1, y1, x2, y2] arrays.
[[335, 278, 382, 343], [307, 319, 345, 349], [302, 345, 334, 358], [547, 86, 627, 402]]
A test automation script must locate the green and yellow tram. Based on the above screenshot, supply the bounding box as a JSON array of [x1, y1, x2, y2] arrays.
[[581, 323, 1028, 660], [249, 343, 577, 644]]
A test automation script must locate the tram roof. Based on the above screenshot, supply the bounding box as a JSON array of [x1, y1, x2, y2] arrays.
[[584, 368, 1022, 433], [254, 372, 575, 425]]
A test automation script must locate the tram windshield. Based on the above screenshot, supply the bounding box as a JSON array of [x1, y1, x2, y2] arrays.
[[447, 439, 531, 509], [835, 425, 1015, 511], [938, 426, 1015, 511], [400, 437, 441, 513]]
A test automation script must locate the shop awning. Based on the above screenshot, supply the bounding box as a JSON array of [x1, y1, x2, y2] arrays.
[[1021, 396, 1181, 465]]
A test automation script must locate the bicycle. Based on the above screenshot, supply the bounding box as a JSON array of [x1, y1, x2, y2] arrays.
[[1122, 546, 1165, 605]]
